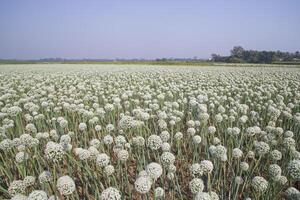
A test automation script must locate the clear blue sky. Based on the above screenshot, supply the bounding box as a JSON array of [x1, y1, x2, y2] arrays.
[[0, 0, 299, 59]]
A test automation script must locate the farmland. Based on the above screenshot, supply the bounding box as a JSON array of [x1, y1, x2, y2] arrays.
[[0, 64, 300, 200]]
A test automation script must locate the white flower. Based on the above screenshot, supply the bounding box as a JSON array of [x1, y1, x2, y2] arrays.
[[287, 159, 300, 180], [78, 122, 87, 131], [189, 178, 204, 194], [15, 152, 29, 163], [103, 135, 114, 145], [147, 135, 162, 150], [161, 152, 175, 166], [100, 187, 121, 200], [8, 180, 26, 197], [56, 175, 76, 195], [134, 176, 152, 194], [195, 192, 212, 200], [104, 165, 115, 176], [146, 162, 163, 180], [117, 149, 129, 162], [23, 176, 35, 187], [200, 160, 213, 174], [45, 141, 65, 162], [251, 176, 268, 192], [154, 187, 165, 199], [96, 153, 110, 167], [28, 190, 48, 200], [38, 171, 52, 184]]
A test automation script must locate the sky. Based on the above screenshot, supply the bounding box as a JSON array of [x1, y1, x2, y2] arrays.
[[0, 0, 299, 59]]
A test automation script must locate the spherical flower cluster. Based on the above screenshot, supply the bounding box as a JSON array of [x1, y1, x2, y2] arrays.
[[103, 135, 114, 145], [28, 190, 48, 200], [15, 151, 29, 163], [11, 194, 28, 200], [8, 180, 26, 197], [134, 175, 152, 194], [117, 149, 129, 162], [147, 135, 162, 150], [251, 176, 268, 193], [132, 136, 145, 147], [200, 160, 213, 174], [254, 141, 270, 156], [287, 159, 300, 180], [195, 192, 212, 200], [56, 175, 76, 195], [240, 162, 249, 171], [189, 178, 204, 194], [270, 149, 282, 161], [96, 153, 110, 167], [232, 148, 243, 159], [38, 171, 52, 184], [45, 141, 65, 162], [285, 187, 300, 200], [269, 164, 282, 180], [190, 163, 203, 177], [160, 131, 170, 142], [146, 162, 163, 180], [100, 187, 121, 200], [74, 148, 91, 160], [78, 122, 87, 131], [154, 187, 165, 199], [104, 165, 115, 176], [23, 176, 35, 187], [160, 152, 175, 166], [193, 135, 202, 144]]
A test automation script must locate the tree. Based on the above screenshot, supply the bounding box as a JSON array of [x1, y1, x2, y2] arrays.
[[230, 46, 245, 59]]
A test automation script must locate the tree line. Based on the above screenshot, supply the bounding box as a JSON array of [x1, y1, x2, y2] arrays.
[[211, 46, 300, 64]]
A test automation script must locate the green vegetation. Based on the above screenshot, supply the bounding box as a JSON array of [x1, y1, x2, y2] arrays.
[[212, 46, 300, 64]]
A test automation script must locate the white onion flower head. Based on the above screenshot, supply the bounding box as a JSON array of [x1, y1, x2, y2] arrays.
[[96, 153, 110, 167], [254, 141, 270, 156], [134, 176, 152, 194], [195, 192, 212, 200], [100, 187, 121, 200], [270, 150, 282, 161], [56, 175, 76, 195], [193, 135, 202, 144], [95, 125, 102, 132], [8, 180, 26, 197], [190, 163, 203, 177], [147, 135, 162, 150], [103, 135, 114, 145], [251, 176, 268, 193], [189, 178, 204, 194], [161, 152, 175, 166], [78, 122, 87, 131], [285, 187, 300, 200], [11, 194, 28, 200], [28, 190, 48, 200], [232, 148, 243, 159], [146, 162, 163, 180], [160, 131, 170, 142], [15, 152, 29, 163], [104, 165, 115, 176], [187, 127, 196, 136], [117, 149, 129, 162], [38, 171, 52, 184], [287, 159, 300, 180], [240, 162, 249, 171], [174, 132, 183, 141], [161, 142, 171, 152], [200, 160, 213, 174], [44, 141, 65, 162], [23, 176, 35, 187], [154, 187, 165, 199]]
